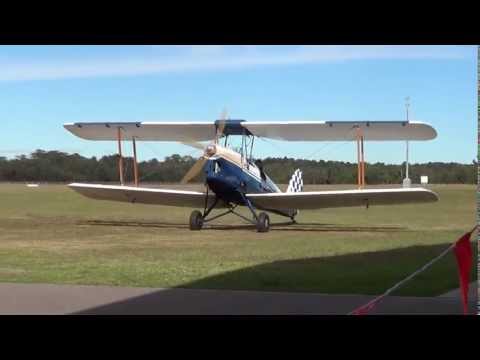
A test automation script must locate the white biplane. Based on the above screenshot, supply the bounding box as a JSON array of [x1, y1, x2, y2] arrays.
[[64, 118, 438, 232]]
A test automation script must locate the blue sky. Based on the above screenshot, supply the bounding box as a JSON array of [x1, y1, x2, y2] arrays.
[[0, 45, 476, 164]]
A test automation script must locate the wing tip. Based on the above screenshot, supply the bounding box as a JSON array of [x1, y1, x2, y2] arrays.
[[410, 186, 439, 202], [423, 188, 439, 201]]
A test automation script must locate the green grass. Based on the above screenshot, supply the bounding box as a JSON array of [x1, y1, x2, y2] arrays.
[[0, 183, 476, 296]]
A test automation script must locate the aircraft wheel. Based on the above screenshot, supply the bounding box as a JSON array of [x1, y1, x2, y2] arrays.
[[256, 212, 270, 233], [189, 210, 204, 231]]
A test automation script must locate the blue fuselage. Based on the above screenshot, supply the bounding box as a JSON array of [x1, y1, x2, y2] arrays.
[[205, 157, 279, 205]]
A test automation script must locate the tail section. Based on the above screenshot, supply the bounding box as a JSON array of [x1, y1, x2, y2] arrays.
[[286, 169, 303, 193]]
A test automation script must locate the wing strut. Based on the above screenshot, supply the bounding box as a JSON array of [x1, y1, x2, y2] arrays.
[[132, 136, 139, 187], [117, 127, 124, 186], [355, 126, 366, 189], [116, 127, 141, 187]]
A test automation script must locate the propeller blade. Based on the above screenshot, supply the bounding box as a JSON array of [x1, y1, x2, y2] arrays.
[[181, 156, 208, 184], [181, 141, 206, 150], [220, 107, 228, 120], [215, 108, 228, 144]]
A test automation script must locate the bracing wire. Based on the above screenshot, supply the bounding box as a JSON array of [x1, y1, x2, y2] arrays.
[[257, 137, 292, 158], [303, 126, 358, 161], [119, 127, 201, 184], [257, 125, 358, 162]]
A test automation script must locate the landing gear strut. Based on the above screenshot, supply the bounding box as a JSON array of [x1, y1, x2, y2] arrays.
[[188, 192, 272, 232], [240, 193, 270, 233], [189, 193, 218, 231]]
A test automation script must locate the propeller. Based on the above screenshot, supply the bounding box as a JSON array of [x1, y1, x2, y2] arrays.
[[181, 155, 209, 184], [180, 109, 228, 184], [180, 141, 205, 150], [180, 144, 218, 184], [215, 108, 228, 144]]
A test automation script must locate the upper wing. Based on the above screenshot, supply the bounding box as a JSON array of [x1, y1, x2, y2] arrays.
[[246, 187, 438, 210], [68, 183, 220, 208], [241, 121, 436, 141], [64, 122, 216, 142], [65, 120, 436, 142]]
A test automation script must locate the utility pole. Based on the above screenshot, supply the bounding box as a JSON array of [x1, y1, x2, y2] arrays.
[[403, 97, 411, 188]]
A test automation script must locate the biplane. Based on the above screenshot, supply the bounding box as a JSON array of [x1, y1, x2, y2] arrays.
[[64, 118, 438, 232]]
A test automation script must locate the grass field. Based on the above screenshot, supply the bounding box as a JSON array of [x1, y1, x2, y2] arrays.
[[0, 183, 476, 296]]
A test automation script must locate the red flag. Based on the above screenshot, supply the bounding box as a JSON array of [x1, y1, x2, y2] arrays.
[[453, 229, 474, 315], [351, 298, 382, 315], [349, 227, 476, 316]]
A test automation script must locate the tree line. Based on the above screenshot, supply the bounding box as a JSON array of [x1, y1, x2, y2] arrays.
[[0, 149, 476, 184]]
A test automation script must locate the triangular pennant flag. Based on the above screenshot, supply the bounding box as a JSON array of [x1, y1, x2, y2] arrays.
[[453, 229, 475, 315]]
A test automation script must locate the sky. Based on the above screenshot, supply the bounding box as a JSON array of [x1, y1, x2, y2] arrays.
[[0, 45, 476, 164]]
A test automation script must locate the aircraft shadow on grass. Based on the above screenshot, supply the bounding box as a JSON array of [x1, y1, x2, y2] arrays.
[[78, 219, 409, 233], [71, 242, 477, 315]]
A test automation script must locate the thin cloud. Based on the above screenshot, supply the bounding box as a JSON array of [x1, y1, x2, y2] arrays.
[[0, 148, 83, 157], [0, 45, 471, 82], [0, 149, 38, 155]]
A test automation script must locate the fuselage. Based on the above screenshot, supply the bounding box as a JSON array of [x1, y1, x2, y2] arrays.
[[203, 145, 280, 205]]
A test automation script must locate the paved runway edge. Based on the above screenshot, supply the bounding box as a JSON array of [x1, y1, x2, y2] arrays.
[[0, 283, 476, 315]]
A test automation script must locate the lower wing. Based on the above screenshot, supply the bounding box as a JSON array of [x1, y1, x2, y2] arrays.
[[68, 183, 219, 208], [246, 187, 438, 210]]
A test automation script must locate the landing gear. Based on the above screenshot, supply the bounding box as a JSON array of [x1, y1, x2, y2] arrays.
[[239, 193, 271, 233], [189, 210, 204, 230], [188, 192, 275, 233], [189, 193, 219, 231], [256, 212, 270, 233]]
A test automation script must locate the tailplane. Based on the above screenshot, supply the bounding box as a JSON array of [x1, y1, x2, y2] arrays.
[[286, 169, 303, 193]]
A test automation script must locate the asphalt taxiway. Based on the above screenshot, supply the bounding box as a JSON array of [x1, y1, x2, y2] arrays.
[[0, 282, 476, 315]]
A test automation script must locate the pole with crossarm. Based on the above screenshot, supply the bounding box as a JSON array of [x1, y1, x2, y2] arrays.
[[403, 97, 411, 188], [406, 97, 409, 179]]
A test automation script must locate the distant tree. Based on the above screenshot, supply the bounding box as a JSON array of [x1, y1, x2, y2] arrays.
[[0, 149, 475, 184]]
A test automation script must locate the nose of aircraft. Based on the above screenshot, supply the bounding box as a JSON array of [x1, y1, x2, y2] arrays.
[[206, 175, 238, 195]]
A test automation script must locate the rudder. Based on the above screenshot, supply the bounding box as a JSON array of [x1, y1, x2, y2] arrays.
[[286, 169, 303, 193]]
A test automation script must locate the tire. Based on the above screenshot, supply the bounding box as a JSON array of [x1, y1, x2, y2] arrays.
[[189, 210, 204, 231], [256, 212, 270, 233]]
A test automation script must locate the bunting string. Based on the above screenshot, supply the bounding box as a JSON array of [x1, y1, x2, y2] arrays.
[[349, 225, 477, 315]]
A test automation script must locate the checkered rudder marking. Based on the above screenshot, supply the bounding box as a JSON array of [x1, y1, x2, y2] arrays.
[[287, 169, 303, 193]]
